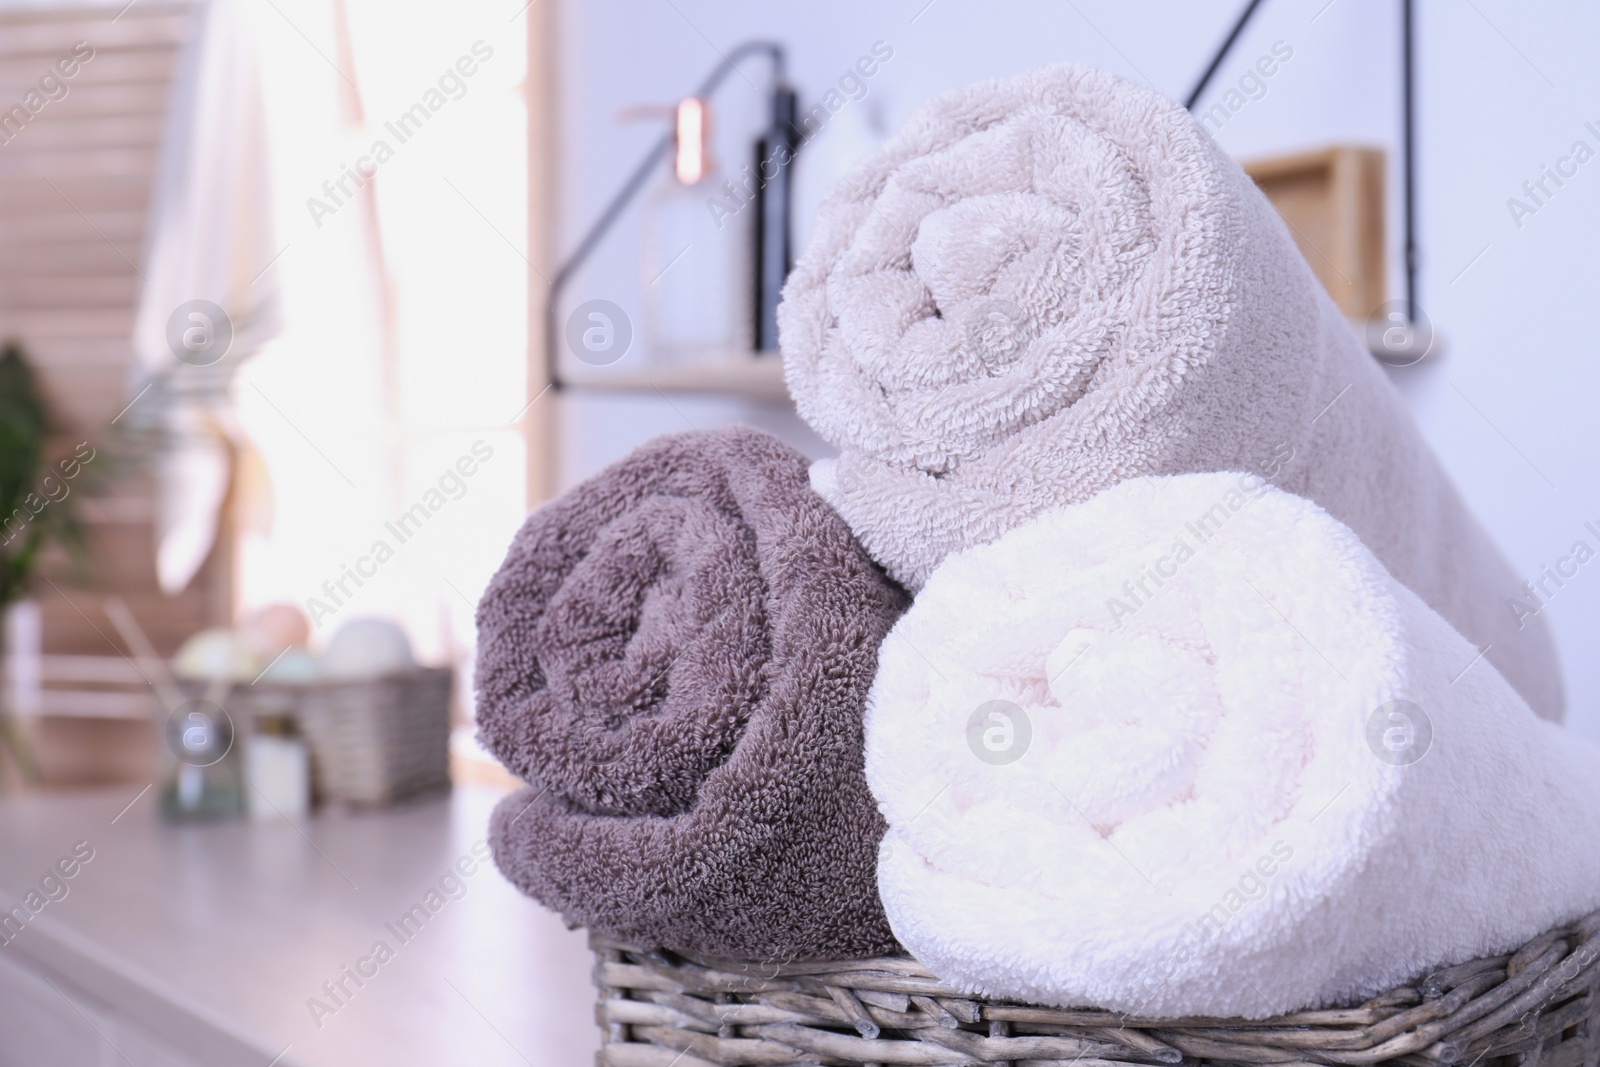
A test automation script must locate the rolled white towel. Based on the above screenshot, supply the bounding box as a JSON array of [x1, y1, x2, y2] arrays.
[[780, 61, 1563, 721], [867, 473, 1600, 1018]]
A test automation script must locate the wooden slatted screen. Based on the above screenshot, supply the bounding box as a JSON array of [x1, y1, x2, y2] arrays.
[[0, 0, 233, 785]]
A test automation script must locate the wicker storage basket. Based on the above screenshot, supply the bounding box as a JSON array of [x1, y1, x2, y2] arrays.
[[592, 909, 1600, 1067], [182, 667, 452, 806], [296, 667, 453, 805]]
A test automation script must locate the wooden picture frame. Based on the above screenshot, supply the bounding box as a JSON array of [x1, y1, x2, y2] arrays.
[[1244, 146, 1387, 322]]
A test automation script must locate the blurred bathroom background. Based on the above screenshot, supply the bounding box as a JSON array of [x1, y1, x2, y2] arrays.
[[0, 0, 1595, 1063]]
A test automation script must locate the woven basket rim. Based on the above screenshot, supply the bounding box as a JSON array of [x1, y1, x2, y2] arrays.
[[232, 664, 453, 691], [592, 907, 1600, 1066]]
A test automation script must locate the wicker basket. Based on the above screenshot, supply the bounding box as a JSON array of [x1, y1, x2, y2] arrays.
[[296, 667, 453, 806], [592, 909, 1600, 1067], [183, 667, 452, 807]]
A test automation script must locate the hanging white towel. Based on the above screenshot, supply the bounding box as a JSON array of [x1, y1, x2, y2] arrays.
[[130, 0, 280, 594]]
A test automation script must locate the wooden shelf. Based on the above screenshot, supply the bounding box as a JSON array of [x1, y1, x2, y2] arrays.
[[36, 689, 155, 720], [560, 354, 789, 402], [5, 654, 155, 719]]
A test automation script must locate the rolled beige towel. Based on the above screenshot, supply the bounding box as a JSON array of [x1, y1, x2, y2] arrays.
[[779, 62, 1563, 719]]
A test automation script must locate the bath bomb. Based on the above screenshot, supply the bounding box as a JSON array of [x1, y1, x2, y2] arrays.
[[322, 617, 415, 679], [174, 628, 260, 682]]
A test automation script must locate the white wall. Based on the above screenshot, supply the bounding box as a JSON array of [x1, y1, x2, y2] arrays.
[[553, 0, 1600, 735]]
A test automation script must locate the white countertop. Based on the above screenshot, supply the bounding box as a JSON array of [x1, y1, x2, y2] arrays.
[[0, 783, 598, 1066]]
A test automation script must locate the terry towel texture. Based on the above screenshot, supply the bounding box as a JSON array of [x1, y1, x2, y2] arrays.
[[475, 427, 907, 960], [779, 61, 1563, 720], [867, 473, 1600, 1019]]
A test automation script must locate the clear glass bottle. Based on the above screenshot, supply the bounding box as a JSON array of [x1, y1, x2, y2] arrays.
[[159, 695, 245, 821], [639, 162, 750, 363]]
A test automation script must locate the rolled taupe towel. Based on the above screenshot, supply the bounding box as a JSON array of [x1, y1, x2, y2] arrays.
[[475, 427, 906, 959], [779, 62, 1563, 720]]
